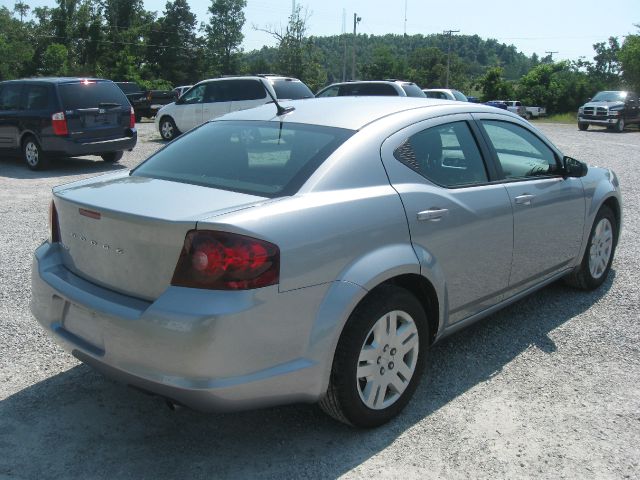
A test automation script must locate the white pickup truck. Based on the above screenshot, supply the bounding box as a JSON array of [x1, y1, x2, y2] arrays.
[[524, 105, 546, 119]]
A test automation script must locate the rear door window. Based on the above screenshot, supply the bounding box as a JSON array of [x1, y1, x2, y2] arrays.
[[58, 81, 129, 109], [0, 83, 23, 110], [23, 84, 51, 110], [225, 80, 266, 101], [394, 121, 488, 187], [132, 120, 354, 197]]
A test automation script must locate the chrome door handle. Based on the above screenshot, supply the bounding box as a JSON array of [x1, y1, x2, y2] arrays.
[[417, 208, 449, 221], [514, 194, 535, 205]]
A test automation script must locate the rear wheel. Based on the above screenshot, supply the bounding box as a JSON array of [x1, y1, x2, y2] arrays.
[[159, 116, 179, 141], [565, 205, 617, 290], [319, 285, 428, 428], [525, 112, 532, 120], [615, 118, 625, 133], [22, 136, 50, 170], [101, 151, 123, 163], [578, 122, 589, 131]]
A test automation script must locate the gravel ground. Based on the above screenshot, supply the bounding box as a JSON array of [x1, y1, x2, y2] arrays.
[[0, 121, 638, 479]]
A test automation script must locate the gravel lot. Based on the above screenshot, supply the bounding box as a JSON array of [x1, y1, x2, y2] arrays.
[[1, 121, 638, 479]]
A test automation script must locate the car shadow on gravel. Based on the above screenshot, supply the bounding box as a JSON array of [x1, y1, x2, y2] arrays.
[[0, 155, 127, 180], [0, 274, 614, 479]]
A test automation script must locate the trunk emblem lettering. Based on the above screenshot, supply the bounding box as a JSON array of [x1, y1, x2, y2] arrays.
[[69, 232, 124, 255]]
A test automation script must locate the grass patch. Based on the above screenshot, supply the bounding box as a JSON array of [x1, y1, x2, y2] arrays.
[[532, 113, 576, 124]]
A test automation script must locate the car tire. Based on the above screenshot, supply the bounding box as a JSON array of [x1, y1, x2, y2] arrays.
[[614, 118, 625, 133], [578, 122, 589, 131], [22, 136, 50, 171], [159, 116, 179, 141], [525, 112, 532, 120], [565, 205, 617, 290], [319, 285, 428, 428], [101, 151, 124, 163]]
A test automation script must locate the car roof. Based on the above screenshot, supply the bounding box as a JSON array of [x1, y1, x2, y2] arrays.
[[3, 77, 109, 84], [219, 96, 515, 130]]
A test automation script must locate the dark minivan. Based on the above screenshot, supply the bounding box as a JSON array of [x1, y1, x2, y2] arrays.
[[0, 77, 137, 170]]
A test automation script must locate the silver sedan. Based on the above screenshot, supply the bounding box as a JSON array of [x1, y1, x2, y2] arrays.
[[31, 97, 622, 427]]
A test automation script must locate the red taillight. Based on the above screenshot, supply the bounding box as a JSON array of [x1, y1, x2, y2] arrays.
[[51, 112, 68, 136], [129, 106, 135, 128], [49, 200, 61, 243], [171, 231, 280, 290]]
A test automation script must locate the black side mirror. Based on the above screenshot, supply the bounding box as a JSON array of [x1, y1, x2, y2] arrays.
[[563, 156, 588, 178]]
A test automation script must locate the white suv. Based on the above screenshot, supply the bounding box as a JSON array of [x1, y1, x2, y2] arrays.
[[156, 76, 313, 140]]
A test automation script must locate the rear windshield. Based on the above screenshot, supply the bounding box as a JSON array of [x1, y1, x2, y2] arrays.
[[452, 90, 468, 102], [272, 80, 314, 99], [59, 81, 130, 109], [132, 120, 354, 197], [340, 83, 398, 96], [401, 83, 426, 98]]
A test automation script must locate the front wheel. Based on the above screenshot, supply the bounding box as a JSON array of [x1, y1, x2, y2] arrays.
[[23, 136, 50, 170], [525, 112, 533, 120], [614, 118, 625, 133], [159, 116, 179, 141], [565, 205, 617, 290], [319, 285, 428, 428], [578, 122, 589, 131]]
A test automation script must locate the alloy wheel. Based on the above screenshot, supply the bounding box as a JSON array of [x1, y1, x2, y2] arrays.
[[356, 310, 419, 410], [161, 120, 174, 140], [25, 141, 39, 167], [589, 217, 613, 279]]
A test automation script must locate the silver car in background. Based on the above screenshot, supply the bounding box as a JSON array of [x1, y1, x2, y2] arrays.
[[31, 97, 621, 427]]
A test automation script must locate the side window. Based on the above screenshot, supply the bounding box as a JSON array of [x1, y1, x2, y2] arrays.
[[317, 86, 339, 97], [226, 80, 266, 101], [394, 121, 489, 188], [181, 84, 205, 104], [359, 84, 397, 96], [480, 120, 559, 179], [24, 85, 50, 110], [0, 83, 23, 111]]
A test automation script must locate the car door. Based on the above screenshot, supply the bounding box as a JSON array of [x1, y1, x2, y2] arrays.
[[202, 81, 233, 121], [173, 84, 205, 132], [0, 82, 24, 150], [475, 116, 585, 293], [381, 114, 514, 325], [228, 79, 268, 113]]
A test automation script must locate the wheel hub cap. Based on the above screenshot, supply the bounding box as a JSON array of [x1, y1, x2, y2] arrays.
[[25, 142, 38, 166], [356, 310, 419, 410], [161, 122, 173, 138], [588, 218, 613, 279]]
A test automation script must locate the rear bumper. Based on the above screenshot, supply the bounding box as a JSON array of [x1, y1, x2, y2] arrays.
[[30, 242, 331, 412], [41, 129, 137, 156]]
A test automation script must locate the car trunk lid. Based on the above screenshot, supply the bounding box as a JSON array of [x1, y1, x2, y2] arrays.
[[53, 172, 267, 300]]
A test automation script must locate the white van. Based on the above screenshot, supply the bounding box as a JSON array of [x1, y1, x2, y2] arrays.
[[156, 76, 313, 140]]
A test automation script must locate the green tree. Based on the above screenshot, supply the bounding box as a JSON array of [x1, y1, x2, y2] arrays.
[[149, 0, 201, 85], [589, 36, 621, 86], [41, 43, 68, 75], [0, 6, 34, 80], [476, 66, 513, 101], [204, 0, 246, 75], [13, 1, 29, 22], [619, 27, 640, 91]]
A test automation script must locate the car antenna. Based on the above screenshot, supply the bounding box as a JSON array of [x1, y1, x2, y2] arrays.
[[262, 82, 295, 116]]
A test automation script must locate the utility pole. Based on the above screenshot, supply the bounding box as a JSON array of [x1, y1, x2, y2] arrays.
[[443, 29, 460, 88], [351, 13, 361, 80], [545, 51, 558, 62], [342, 9, 347, 81], [404, 0, 408, 37]]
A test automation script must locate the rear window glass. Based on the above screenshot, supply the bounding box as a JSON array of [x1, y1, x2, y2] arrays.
[[452, 90, 468, 102], [401, 83, 426, 98], [59, 81, 129, 110], [272, 80, 314, 99], [132, 120, 354, 197]]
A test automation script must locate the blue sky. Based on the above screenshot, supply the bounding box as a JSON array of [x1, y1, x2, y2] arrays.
[[6, 0, 639, 60]]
